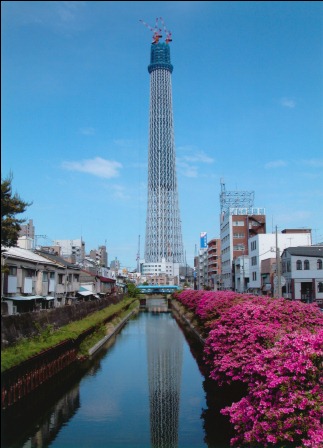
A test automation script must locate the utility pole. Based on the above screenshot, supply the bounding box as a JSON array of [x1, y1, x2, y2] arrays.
[[275, 226, 282, 298], [34, 235, 48, 249]]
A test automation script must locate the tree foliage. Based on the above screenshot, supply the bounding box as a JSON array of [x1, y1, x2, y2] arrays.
[[1, 174, 32, 247], [126, 283, 140, 298]]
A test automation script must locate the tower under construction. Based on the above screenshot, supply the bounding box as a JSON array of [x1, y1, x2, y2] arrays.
[[141, 18, 184, 264]]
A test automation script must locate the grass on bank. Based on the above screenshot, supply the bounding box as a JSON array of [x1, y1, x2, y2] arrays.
[[1, 297, 139, 373]]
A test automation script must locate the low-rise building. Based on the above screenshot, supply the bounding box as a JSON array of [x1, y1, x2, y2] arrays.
[[281, 246, 323, 307], [247, 229, 312, 294], [1, 246, 58, 313]]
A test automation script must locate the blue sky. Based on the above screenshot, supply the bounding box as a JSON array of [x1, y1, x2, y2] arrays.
[[2, 1, 323, 269]]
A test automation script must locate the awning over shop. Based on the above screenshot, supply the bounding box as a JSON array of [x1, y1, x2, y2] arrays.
[[3, 295, 44, 301], [42, 296, 55, 301], [78, 290, 93, 297], [98, 276, 115, 283]]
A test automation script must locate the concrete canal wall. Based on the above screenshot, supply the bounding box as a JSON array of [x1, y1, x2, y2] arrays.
[[1, 299, 137, 410], [171, 299, 205, 345]]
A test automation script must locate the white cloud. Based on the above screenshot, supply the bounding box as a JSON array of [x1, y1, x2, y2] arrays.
[[177, 161, 198, 178], [111, 184, 131, 200], [177, 148, 214, 164], [79, 127, 96, 136], [62, 157, 122, 178], [301, 158, 323, 168], [176, 148, 214, 178], [264, 160, 287, 169], [280, 97, 296, 108]]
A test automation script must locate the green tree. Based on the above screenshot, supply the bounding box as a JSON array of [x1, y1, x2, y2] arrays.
[[126, 283, 140, 298], [1, 174, 32, 248]]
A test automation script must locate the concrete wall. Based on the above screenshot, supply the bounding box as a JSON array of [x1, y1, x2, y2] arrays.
[[1, 294, 124, 348]]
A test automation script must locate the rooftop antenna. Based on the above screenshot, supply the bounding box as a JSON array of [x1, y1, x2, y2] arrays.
[[136, 235, 141, 272], [139, 18, 162, 44]]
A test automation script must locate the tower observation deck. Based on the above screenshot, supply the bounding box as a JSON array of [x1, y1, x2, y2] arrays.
[[144, 32, 185, 264]]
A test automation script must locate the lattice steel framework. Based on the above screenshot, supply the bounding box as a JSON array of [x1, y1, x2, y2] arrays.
[[147, 313, 183, 448], [144, 43, 184, 263], [220, 179, 255, 213]]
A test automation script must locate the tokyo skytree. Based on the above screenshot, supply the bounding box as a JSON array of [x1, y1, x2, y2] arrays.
[[141, 18, 185, 264]]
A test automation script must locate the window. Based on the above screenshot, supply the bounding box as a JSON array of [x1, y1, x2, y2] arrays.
[[251, 241, 257, 251], [252, 272, 257, 281], [318, 282, 323, 293], [234, 244, 245, 251], [296, 260, 302, 270], [317, 259, 323, 270], [42, 272, 48, 282], [58, 274, 64, 284], [251, 256, 257, 266], [9, 266, 17, 276], [304, 260, 310, 270]]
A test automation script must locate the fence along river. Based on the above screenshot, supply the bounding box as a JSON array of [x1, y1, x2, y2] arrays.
[[2, 300, 238, 448]]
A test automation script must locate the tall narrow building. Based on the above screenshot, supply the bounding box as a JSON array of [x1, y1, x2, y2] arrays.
[[144, 35, 184, 265]]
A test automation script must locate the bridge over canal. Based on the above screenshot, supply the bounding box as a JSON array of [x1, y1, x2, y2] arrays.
[[137, 285, 181, 312], [137, 285, 181, 294]]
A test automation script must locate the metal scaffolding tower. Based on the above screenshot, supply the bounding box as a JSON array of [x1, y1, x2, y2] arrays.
[[142, 20, 184, 264], [220, 178, 255, 213]]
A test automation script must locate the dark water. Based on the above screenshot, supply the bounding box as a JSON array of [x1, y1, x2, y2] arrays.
[[2, 310, 239, 448]]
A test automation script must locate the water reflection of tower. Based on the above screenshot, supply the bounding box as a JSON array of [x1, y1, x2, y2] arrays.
[[147, 314, 183, 448]]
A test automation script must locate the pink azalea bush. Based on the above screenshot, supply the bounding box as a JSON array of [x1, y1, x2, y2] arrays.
[[221, 329, 323, 447], [175, 290, 323, 447]]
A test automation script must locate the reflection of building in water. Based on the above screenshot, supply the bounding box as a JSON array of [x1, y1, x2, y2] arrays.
[[147, 314, 183, 448], [28, 385, 80, 447]]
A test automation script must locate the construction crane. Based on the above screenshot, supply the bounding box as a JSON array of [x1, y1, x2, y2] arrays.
[[159, 17, 172, 43], [139, 17, 162, 44]]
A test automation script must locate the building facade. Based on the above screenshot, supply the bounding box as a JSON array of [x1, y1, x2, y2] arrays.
[[207, 238, 221, 290], [53, 239, 85, 264], [281, 246, 323, 306], [88, 245, 108, 268], [18, 219, 35, 241], [248, 230, 312, 294], [220, 207, 266, 290]]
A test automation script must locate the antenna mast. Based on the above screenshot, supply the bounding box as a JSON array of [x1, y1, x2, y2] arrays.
[[136, 235, 141, 272]]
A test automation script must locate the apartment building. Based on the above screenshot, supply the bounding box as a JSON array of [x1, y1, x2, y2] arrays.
[[207, 238, 221, 290], [220, 207, 266, 290]]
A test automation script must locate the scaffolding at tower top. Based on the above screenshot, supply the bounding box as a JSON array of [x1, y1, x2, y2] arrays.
[[140, 17, 172, 45], [220, 178, 255, 213]]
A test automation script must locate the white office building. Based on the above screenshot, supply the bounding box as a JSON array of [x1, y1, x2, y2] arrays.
[[248, 230, 312, 293]]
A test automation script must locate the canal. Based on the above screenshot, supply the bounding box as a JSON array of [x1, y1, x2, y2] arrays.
[[2, 307, 239, 448]]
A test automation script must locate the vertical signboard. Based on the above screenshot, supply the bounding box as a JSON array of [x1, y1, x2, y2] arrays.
[[200, 232, 207, 249]]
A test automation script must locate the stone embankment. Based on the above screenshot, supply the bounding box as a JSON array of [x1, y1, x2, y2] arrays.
[[171, 299, 205, 344]]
